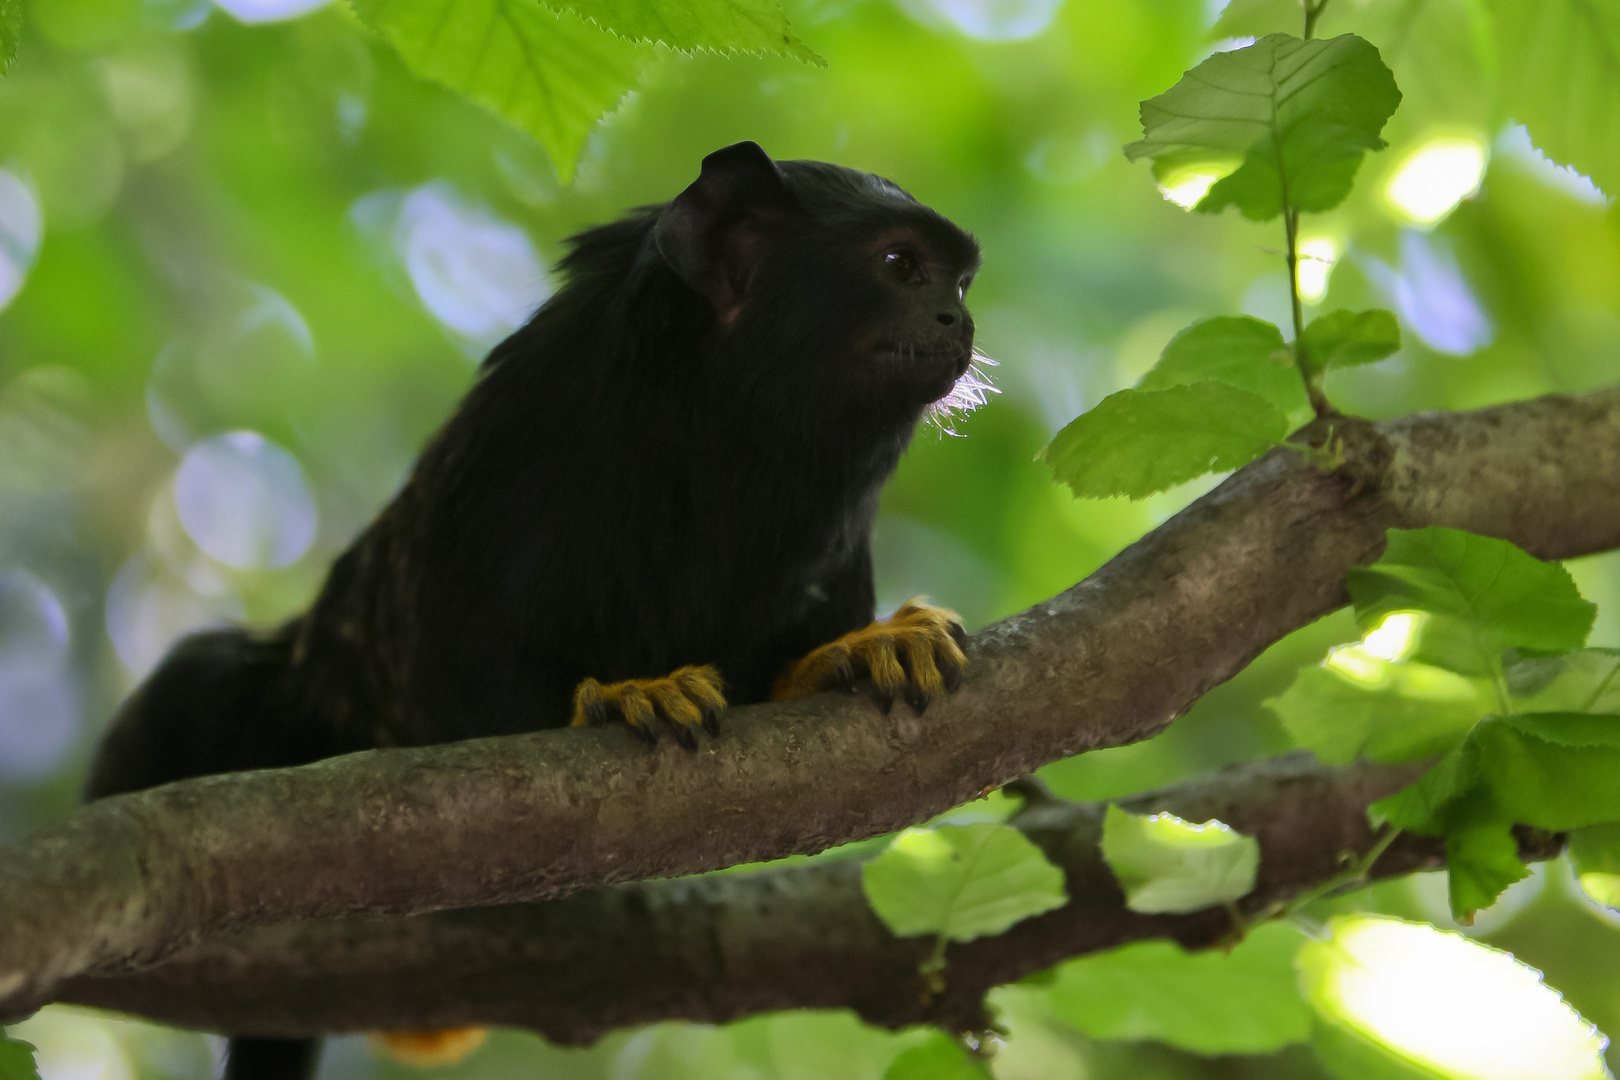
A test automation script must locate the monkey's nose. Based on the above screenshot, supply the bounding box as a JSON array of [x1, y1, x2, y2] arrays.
[[936, 312, 956, 326]]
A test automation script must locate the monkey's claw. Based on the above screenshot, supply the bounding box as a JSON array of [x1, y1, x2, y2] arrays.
[[772, 598, 967, 714], [570, 664, 727, 748]]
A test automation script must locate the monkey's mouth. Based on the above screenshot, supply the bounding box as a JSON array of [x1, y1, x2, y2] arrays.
[[870, 340, 1000, 432], [871, 340, 973, 379]]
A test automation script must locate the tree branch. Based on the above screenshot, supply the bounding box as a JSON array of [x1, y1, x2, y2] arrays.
[[52, 754, 1561, 1040], [2, 386, 1617, 1023]]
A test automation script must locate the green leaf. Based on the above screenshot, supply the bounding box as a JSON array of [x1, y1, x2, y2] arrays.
[[0, 1036, 38, 1080], [1445, 817, 1527, 921], [1298, 309, 1400, 376], [1346, 528, 1596, 671], [1474, 714, 1620, 831], [350, 0, 650, 182], [861, 824, 1067, 943], [1267, 647, 1492, 765], [882, 1032, 986, 1080], [545, 0, 822, 62], [1137, 315, 1307, 416], [1042, 921, 1309, 1054], [1038, 381, 1287, 501], [1568, 823, 1620, 911], [1492, 0, 1620, 198], [1100, 805, 1260, 914], [1124, 34, 1401, 221], [0, 0, 20, 75], [1369, 741, 1478, 835], [1298, 915, 1610, 1080], [1508, 649, 1620, 714]]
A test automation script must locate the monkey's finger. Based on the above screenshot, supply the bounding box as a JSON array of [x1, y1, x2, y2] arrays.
[[672, 666, 727, 736], [571, 678, 609, 728], [863, 635, 905, 716], [946, 619, 968, 650], [902, 640, 947, 715], [894, 644, 922, 714], [614, 686, 659, 745], [932, 634, 967, 694], [646, 682, 704, 751]]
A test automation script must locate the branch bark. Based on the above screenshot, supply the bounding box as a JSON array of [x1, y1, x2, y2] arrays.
[[2, 386, 1617, 1026], [54, 754, 1562, 1041]]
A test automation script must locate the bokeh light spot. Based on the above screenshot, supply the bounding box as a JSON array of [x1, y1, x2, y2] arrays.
[[1361, 232, 1493, 355], [1158, 166, 1229, 209], [394, 183, 549, 352], [106, 553, 243, 677], [145, 283, 317, 451], [0, 169, 43, 313], [898, 0, 1063, 40], [209, 0, 330, 24], [173, 431, 316, 570], [0, 570, 77, 779], [1385, 135, 1488, 226], [1295, 236, 1338, 304], [1362, 611, 1423, 662], [1299, 915, 1608, 1080]]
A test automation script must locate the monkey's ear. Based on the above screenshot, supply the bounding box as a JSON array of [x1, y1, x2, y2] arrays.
[[655, 141, 796, 314]]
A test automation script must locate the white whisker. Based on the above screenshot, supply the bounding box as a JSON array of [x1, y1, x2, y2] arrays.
[[926, 350, 1000, 436]]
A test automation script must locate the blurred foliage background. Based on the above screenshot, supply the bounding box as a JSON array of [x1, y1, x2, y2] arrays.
[[0, 0, 1618, 1074]]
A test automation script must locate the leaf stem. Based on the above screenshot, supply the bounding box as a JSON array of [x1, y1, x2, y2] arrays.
[[919, 934, 949, 1000], [1283, 824, 1402, 914], [1283, 207, 1333, 416], [1304, 0, 1330, 40], [1580, 659, 1620, 713], [1489, 652, 1515, 715]]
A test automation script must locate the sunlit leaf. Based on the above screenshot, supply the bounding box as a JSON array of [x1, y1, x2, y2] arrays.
[[1298, 308, 1400, 375], [1137, 315, 1307, 416], [1445, 816, 1527, 921], [1041, 921, 1309, 1054], [0, 1036, 38, 1080], [1125, 34, 1401, 220], [1039, 381, 1287, 500], [1100, 805, 1259, 914], [1346, 528, 1596, 671], [1267, 647, 1492, 765], [881, 1032, 985, 1080], [1568, 823, 1620, 911], [861, 824, 1067, 942], [0, 0, 20, 75], [544, 0, 821, 62], [350, 0, 650, 181], [1298, 915, 1610, 1080], [1492, 0, 1620, 198]]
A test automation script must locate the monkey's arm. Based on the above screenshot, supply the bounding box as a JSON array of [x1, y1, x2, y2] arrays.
[[771, 598, 967, 714]]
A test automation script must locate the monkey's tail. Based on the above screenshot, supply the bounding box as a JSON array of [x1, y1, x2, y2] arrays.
[[85, 624, 333, 799], [224, 1037, 320, 1080], [87, 625, 332, 1080]]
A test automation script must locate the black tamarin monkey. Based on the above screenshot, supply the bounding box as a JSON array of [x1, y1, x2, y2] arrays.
[[86, 141, 986, 1078]]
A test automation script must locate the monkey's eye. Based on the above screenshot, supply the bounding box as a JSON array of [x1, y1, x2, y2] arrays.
[[957, 274, 974, 300], [883, 250, 924, 284]]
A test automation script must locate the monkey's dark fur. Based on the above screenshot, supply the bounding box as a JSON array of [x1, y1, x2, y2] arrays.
[[86, 142, 981, 1078]]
